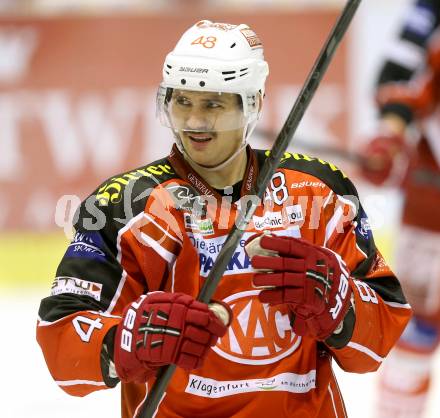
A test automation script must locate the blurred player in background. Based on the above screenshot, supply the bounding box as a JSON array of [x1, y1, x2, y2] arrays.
[[36, 20, 411, 417], [361, 1, 440, 417]]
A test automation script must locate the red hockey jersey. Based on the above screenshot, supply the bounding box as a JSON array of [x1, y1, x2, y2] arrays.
[[376, 29, 440, 232], [37, 145, 411, 417]]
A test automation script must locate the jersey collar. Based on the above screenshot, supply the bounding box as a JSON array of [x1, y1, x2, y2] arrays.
[[167, 143, 259, 200]]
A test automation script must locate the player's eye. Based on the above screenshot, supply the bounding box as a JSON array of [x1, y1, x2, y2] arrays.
[[175, 96, 191, 106], [206, 101, 223, 109]]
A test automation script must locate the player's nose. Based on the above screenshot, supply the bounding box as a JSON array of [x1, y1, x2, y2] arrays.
[[185, 107, 211, 131]]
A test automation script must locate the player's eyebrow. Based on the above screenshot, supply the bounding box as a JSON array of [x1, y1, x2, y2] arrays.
[[174, 91, 231, 103], [199, 97, 228, 103]]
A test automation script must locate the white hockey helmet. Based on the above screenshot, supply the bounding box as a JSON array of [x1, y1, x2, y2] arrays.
[[157, 20, 269, 139]]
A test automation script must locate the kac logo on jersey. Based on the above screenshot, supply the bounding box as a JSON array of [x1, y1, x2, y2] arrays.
[[66, 231, 106, 261], [212, 290, 302, 365]]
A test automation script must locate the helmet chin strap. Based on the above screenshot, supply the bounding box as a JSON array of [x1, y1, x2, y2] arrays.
[[173, 119, 258, 172]]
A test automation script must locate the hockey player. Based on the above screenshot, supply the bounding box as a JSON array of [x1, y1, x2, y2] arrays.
[[37, 20, 411, 417], [361, 1, 440, 417]]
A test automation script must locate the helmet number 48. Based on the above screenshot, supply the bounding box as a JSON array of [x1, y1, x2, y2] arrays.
[[191, 36, 217, 49]]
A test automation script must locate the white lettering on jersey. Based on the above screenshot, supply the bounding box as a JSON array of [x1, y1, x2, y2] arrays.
[[51, 276, 103, 301], [185, 371, 316, 398], [190, 229, 301, 277], [252, 205, 303, 231], [253, 211, 284, 231], [291, 181, 325, 189], [190, 233, 253, 277]]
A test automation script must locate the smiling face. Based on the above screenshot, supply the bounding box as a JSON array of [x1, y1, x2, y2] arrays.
[[168, 89, 246, 168]]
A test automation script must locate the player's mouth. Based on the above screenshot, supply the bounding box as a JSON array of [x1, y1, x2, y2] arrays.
[[184, 132, 216, 151], [187, 133, 214, 143]]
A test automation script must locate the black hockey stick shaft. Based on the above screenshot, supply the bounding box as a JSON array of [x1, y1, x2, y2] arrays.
[[137, 1, 361, 416]]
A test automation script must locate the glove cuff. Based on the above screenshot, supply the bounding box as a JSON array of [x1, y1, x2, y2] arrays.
[[100, 326, 119, 388], [325, 300, 356, 349], [114, 313, 159, 383]]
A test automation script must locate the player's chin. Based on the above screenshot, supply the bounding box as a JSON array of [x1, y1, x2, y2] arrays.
[[186, 150, 224, 167], [188, 154, 218, 167]]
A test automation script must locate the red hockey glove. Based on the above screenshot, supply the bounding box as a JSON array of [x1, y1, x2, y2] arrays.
[[114, 292, 231, 383], [246, 235, 352, 341], [360, 133, 406, 185]]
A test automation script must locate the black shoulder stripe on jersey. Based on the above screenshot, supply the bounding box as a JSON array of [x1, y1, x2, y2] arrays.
[[351, 251, 376, 278], [350, 250, 409, 305], [352, 203, 379, 265], [255, 149, 355, 197], [38, 221, 127, 321], [254, 149, 408, 306], [74, 156, 176, 254], [40, 156, 175, 322], [255, 149, 373, 257], [39, 257, 125, 322], [38, 294, 105, 322], [363, 276, 409, 305]]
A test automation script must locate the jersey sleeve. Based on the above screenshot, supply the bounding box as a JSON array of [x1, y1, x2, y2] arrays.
[[323, 175, 412, 373], [36, 168, 181, 396]]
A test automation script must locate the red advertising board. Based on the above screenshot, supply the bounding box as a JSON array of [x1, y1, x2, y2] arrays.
[[0, 12, 348, 230]]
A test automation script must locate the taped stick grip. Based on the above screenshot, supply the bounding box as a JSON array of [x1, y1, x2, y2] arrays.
[[208, 303, 230, 326]]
